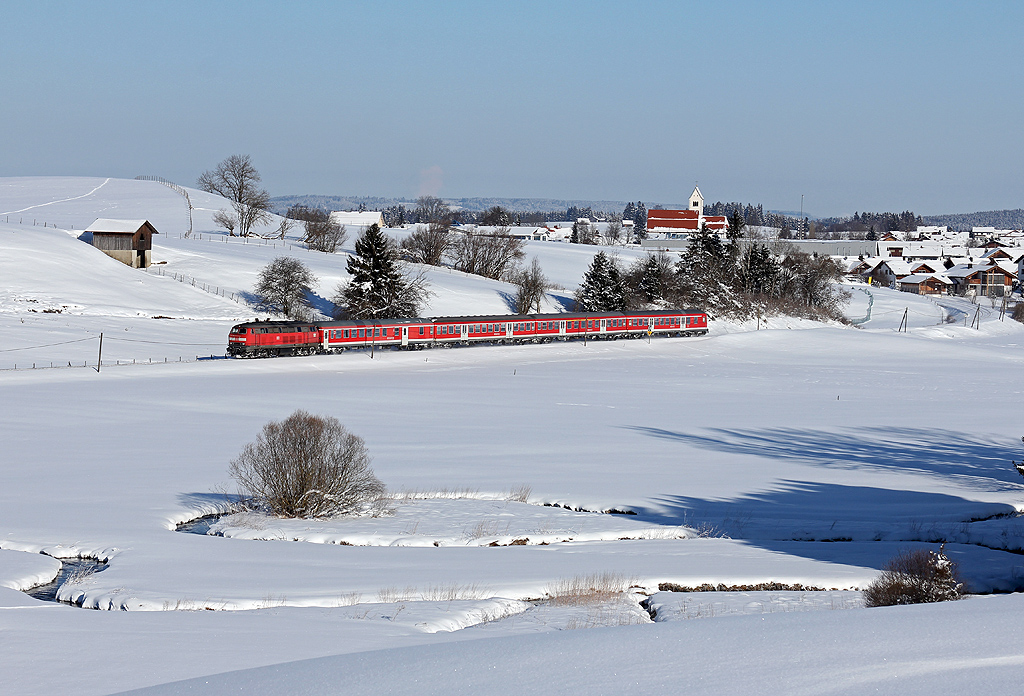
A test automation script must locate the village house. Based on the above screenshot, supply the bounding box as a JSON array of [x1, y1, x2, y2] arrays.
[[943, 262, 1016, 297], [328, 210, 385, 232], [898, 274, 952, 295]]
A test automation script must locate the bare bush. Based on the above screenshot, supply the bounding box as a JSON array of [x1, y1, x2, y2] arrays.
[[229, 410, 385, 518], [863, 545, 964, 607], [449, 227, 525, 280]]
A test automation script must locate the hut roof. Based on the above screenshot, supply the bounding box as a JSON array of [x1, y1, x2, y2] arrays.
[[84, 219, 158, 235]]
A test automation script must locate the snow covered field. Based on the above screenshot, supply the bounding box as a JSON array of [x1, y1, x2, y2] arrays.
[[2, 177, 1024, 694]]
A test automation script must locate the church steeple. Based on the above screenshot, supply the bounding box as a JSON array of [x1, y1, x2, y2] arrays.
[[689, 185, 704, 218]]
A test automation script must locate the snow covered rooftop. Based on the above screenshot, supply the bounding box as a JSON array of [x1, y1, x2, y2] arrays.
[[83, 218, 157, 234], [329, 211, 384, 228]]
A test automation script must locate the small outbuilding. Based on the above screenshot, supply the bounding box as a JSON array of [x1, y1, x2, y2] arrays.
[[85, 219, 158, 268]]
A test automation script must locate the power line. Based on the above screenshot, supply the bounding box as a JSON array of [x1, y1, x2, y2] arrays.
[[0, 337, 95, 353]]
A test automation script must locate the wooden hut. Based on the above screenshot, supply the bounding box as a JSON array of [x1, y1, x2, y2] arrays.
[[85, 219, 158, 268]]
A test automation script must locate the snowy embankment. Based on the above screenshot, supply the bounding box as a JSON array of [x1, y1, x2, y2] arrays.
[[113, 593, 1024, 696], [2, 176, 1024, 695]]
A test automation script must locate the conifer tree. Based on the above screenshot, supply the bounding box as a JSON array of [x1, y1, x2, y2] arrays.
[[634, 203, 648, 242], [336, 224, 427, 319], [575, 251, 625, 311], [677, 223, 732, 307]]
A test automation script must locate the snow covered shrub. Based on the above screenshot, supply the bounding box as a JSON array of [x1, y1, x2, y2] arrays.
[[229, 410, 385, 518], [863, 545, 963, 607]]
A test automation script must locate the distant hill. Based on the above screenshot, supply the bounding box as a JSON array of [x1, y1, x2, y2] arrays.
[[269, 195, 683, 216], [921, 209, 1024, 230]]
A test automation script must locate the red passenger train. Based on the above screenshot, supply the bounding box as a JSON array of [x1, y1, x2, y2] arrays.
[[227, 309, 708, 358]]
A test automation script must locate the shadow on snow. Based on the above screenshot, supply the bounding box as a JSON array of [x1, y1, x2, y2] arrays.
[[626, 426, 1024, 491]]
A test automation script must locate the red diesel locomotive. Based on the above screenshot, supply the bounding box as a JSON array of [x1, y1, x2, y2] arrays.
[[227, 309, 708, 358]]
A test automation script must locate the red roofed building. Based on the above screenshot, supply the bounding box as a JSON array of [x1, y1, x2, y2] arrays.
[[646, 186, 728, 235]]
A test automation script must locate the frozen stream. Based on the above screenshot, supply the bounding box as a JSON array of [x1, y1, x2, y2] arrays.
[[25, 557, 108, 604]]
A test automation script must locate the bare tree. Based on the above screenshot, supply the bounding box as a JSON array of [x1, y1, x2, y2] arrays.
[[197, 154, 273, 237], [400, 222, 450, 266], [276, 217, 295, 240], [415, 196, 451, 225], [286, 205, 348, 252], [512, 257, 549, 314], [605, 216, 623, 245], [254, 256, 318, 319], [229, 410, 385, 518], [480, 205, 511, 227], [212, 208, 237, 236], [449, 227, 525, 280]]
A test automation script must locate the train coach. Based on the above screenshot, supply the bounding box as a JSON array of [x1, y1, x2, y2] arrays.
[[227, 309, 708, 357]]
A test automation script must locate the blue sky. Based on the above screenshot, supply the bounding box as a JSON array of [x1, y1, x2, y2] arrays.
[[1, 1, 1020, 216]]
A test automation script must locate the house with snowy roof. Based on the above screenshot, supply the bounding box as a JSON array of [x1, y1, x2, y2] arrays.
[[84, 219, 158, 268], [866, 259, 915, 287], [943, 262, 1016, 297], [329, 211, 385, 232], [898, 273, 952, 296]]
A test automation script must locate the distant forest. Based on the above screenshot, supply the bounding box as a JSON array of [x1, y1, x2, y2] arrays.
[[920, 209, 1024, 230], [270, 194, 639, 220], [271, 195, 1023, 235]]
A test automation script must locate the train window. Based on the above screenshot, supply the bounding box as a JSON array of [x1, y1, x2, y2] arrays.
[[343, 330, 349, 338], [419, 327, 424, 336]]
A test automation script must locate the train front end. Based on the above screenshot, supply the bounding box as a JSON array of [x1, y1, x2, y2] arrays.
[[227, 322, 258, 357]]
